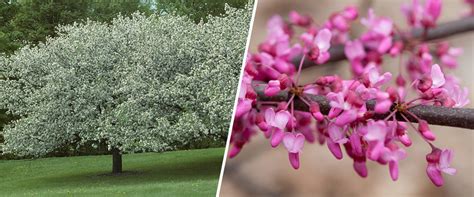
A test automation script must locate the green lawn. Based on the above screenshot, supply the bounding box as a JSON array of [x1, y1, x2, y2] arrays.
[[0, 148, 225, 196]]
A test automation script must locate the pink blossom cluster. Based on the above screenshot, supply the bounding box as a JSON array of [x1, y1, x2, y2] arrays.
[[229, 1, 469, 187]]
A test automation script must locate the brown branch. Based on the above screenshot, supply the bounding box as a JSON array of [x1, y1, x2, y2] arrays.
[[255, 86, 474, 130], [300, 16, 474, 68]]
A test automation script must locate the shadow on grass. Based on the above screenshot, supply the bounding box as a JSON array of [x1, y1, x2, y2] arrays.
[[41, 152, 223, 187]]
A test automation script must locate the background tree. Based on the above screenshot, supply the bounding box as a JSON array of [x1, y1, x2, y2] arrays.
[[0, 6, 251, 173], [154, 0, 250, 22]]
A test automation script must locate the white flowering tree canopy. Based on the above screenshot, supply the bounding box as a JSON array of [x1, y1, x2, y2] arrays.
[[0, 6, 251, 157]]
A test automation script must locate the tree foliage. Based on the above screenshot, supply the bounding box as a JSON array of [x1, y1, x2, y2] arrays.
[[0, 5, 251, 157], [154, 0, 250, 23], [0, 0, 150, 55]]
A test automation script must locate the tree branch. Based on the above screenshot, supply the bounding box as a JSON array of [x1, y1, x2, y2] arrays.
[[300, 16, 474, 68], [255, 86, 474, 130]]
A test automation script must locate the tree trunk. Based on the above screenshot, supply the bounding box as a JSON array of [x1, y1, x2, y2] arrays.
[[112, 147, 122, 174]]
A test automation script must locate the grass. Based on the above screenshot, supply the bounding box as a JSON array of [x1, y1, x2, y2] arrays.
[[0, 148, 225, 197]]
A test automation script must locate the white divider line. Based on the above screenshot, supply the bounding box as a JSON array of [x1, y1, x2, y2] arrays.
[[215, 1, 259, 196]]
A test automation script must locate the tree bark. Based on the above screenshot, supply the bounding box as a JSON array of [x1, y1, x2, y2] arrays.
[[112, 147, 122, 174], [254, 83, 474, 129]]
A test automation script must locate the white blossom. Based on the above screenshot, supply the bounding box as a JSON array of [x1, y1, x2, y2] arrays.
[[0, 5, 252, 157]]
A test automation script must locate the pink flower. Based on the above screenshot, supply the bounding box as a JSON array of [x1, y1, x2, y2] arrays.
[[375, 92, 392, 114], [364, 120, 388, 160], [283, 132, 305, 169], [328, 123, 348, 144], [362, 9, 393, 36], [345, 39, 366, 61], [302, 29, 332, 64], [437, 42, 463, 69], [328, 92, 351, 111], [365, 64, 392, 88], [324, 6, 359, 43], [327, 137, 343, 160], [264, 80, 282, 96], [361, 9, 394, 53], [443, 76, 470, 107], [382, 144, 407, 181], [418, 120, 436, 141], [426, 148, 456, 187], [288, 11, 312, 27], [402, 0, 442, 28], [265, 108, 291, 147], [309, 102, 324, 121], [283, 133, 305, 153]]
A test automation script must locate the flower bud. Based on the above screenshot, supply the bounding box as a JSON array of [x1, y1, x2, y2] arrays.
[[278, 74, 291, 90], [418, 120, 436, 141], [443, 97, 455, 107], [310, 103, 324, 121], [255, 113, 268, 131], [417, 77, 433, 92], [343, 6, 358, 20], [308, 46, 320, 62], [390, 41, 404, 57], [396, 74, 406, 87]]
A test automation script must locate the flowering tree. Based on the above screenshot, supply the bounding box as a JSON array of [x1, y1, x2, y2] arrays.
[[229, 0, 473, 187], [0, 6, 251, 173]]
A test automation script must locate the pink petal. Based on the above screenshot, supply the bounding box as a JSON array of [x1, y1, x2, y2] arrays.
[[288, 152, 300, 169], [422, 129, 436, 141], [374, 19, 393, 36], [327, 138, 343, 160], [364, 121, 387, 141], [300, 127, 315, 143], [288, 11, 311, 26], [316, 51, 330, 64], [274, 58, 293, 73], [264, 108, 276, 126], [353, 160, 368, 177], [314, 29, 332, 52], [228, 145, 241, 158], [426, 163, 444, 187], [368, 141, 384, 160], [270, 128, 284, 147], [439, 149, 454, 169], [328, 123, 348, 144], [283, 132, 304, 153], [283, 133, 296, 151], [377, 36, 392, 53], [300, 32, 314, 46], [431, 64, 445, 88], [375, 100, 392, 114], [235, 99, 252, 118], [328, 108, 342, 119], [349, 133, 363, 155], [343, 6, 358, 20], [334, 110, 357, 126], [441, 168, 456, 175], [293, 134, 305, 151], [389, 161, 399, 181], [399, 133, 412, 147], [426, 0, 442, 20], [344, 40, 366, 60], [332, 15, 349, 31], [263, 129, 272, 139], [274, 110, 291, 129], [441, 55, 457, 69]]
